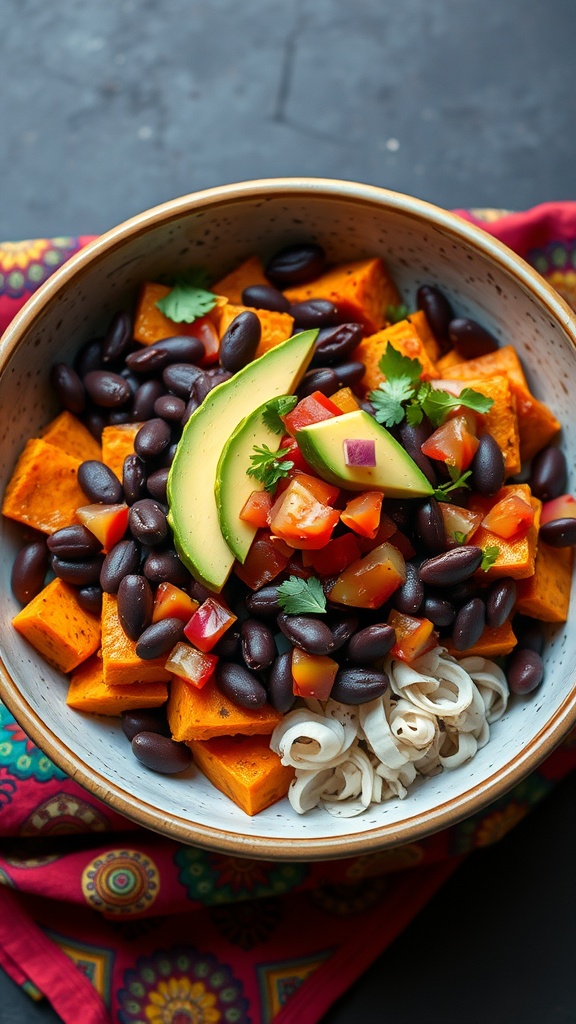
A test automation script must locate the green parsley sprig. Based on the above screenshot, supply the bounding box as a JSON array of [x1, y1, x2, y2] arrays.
[[385, 303, 409, 324], [480, 546, 500, 571], [261, 395, 298, 435], [277, 576, 327, 615], [247, 444, 294, 492], [432, 466, 473, 502], [155, 269, 218, 323]]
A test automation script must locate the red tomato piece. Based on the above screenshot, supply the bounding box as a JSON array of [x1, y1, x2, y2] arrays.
[[184, 597, 237, 653], [329, 541, 406, 609], [152, 582, 199, 624], [269, 478, 340, 550], [481, 493, 535, 540], [340, 491, 384, 539], [356, 513, 399, 553], [291, 648, 339, 700], [307, 532, 362, 576], [438, 502, 483, 544], [540, 494, 576, 525], [165, 642, 218, 689], [234, 531, 290, 589], [187, 314, 221, 364], [239, 489, 273, 528], [278, 436, 316, 474], [76, 503, 129, 552], [282, 391, 342, 436], [420, 415, 479, 472], [388, 610, 437, 662]]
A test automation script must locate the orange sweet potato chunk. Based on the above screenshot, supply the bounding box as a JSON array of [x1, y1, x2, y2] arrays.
[[464, 376, 521, 477], [101, 594, 172, 687], [283, 257, 399, 334], [67, 655, 168, 716], [515, 540, 574, 622], [352, 320, 439, 398], [469, 485, 541, 580], [12, 578, 100, 673], [406, 310, 443, 365], [211, 255, 269, 304], [439, 345, 529, 390], [189, 734, 294, 815], [101, 424, 142, 481], [40, 411, 102, 463], [213, 303, 294, 358], [133, 282, 226, 347], [444, 618, 517, 659], [168, 675, 282, 742], [2, 438, 85, 534]]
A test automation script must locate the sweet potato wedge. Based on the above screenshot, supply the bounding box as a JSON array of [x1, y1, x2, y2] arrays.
[[469, 485, 541, 580], [2, 438, 85, 534], [515, 540, 574, 622], [210, 255, 269, 304], [101, 424, 142, 482], [12, 578, 101, 673], [40, 411, 102, 463], [212, 302, 294, 358], [67, 655, 168, 716], [168, 675, 282, 742], [283, 257, 399, 334], [100, 594, 172, 687], [351, 319, 439, 397], [464, 375, 521, 477], [444, 618, 517, 659], [188, 734, 294, 815]]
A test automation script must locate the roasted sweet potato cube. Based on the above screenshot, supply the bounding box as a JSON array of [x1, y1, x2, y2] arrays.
[[283, 257, 399, 334], [444, 618, 517, 658], [406, 310, 443, 364], [40, 411, 102, 463], [101, 424, 142, 481], [469, 485, 541, 579], [168, 675, 282, 742], [189, 734, 294, 815], [464, 376, 521, 477], [210, 255, 269, 304], [12, 578, 100, 673], [515, 540, 574, 622], [101, 594, 172, 686], [213, 302, 294, 358], [439, 345, 529, 390], [352, 320, 439, 397], [67, 655, 168, 716], [2, 438, 85, 534]]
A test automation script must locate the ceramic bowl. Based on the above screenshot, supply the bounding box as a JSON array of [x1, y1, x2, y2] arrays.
[[1, 179, 576, 860]]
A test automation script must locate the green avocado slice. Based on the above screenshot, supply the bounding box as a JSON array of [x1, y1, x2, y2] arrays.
[[166, 330, 317, 592], [295, 409, 434, 498]]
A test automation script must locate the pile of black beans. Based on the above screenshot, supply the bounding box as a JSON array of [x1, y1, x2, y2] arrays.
[[9, 244, 574, 774]]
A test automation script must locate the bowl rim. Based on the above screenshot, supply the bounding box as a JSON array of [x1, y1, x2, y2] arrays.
[[1, 176, 576, 860]]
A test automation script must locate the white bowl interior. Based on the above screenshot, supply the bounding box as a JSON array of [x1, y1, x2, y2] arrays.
[[1, 180, 576, 857]]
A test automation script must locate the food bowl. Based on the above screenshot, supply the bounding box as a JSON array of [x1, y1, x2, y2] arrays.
[[1, 178, 576, 860]]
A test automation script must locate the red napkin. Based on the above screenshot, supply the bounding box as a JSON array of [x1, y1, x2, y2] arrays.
[[0, 205, 575, 1024]]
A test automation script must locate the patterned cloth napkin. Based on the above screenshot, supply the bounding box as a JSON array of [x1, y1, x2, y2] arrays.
[[0, 204, 575, 1024]]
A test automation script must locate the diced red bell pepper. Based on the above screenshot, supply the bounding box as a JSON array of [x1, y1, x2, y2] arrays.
[[188, 314, 221, 365], [152, 582, 199, 624], [76, 502, 129, 552], [291, 648, 339, 700], [239, 489, 273, 528], [269, 477, 340, 550], [438, 502, 483, 545], [329, 541, 406, 609], [165, 641, 218, 689], [340, 491, 384, 539], [234, 531, 290, 589], [420, 414, 479, 472], [481, 493, 535, 540], [184, 597, 237, 653], [388, 610, 437, 662], [306, 532, 362, 576], [540, 494, 576, 525], [282, 391, 342, 436]]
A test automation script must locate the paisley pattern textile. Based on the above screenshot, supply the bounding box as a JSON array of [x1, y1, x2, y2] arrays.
[[0, 204, 575, 1024]]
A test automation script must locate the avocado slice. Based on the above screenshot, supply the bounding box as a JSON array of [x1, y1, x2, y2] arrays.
[[295, 409, 434, 498], [167, 330, 317, 592]]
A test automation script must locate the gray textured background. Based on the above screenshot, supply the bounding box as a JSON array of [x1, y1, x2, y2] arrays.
[[0, 1, 575, 1022]]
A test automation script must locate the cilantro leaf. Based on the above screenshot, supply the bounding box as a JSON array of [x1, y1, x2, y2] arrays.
[[156, 269, 218, 323], [453, 530, 467, 544], [420, 386, 494, 428], [386, 303, 409, 324], [432, 467, 472, 501], [378, 344, 423, 386], [481, 545, 500, 571], [370, 376, 415, 427], [277, 575, 327, 615], [405, 402, 424, 426], [261, 395, 298, 435], [246, 444, 293, 492]]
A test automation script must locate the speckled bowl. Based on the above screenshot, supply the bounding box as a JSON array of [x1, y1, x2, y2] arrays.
[[1, 179, 575, 860]]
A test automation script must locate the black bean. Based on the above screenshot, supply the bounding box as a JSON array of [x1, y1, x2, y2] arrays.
[[181, 396, 200, 425], [50, 363, 85, 414], [451, 597, 486, 651], [416, 285, 454, 351], [136, 618, 184, 659], [415, 498, 446, 555], [329, 614, 360, 651], [131, 379, 166, 421], [154, 394, 186, 422], [539, 518, 576, 547], [267, 652, 296, 713], [117, 573, 153, 640], [131, 731, 192, 774], [421, 594, 456, 627], [216, 660, 268, 709], [266, 243, 325, 287], [192, 373, 218, 404], [121, 708, 170, 741], [513, 614, 545, 655], [11, 540, 48, 604], [134, 418, 172, 461], [310, 323, 363, 367], [297, 367, 339, 399], [152, 335, 206, 362], [74, 338, 104, 378], [392, 561, 425, 615], [129, 499, 168, 546], [242, 284, 290, 312], [448, 317, 499, 359], [212, 627, 241, 658], [330, 667, 389, 705], [83, 369, 132, 408], [143, 549, 189, 586], [47, 524, 103, 559], [471, 434, 506, 496], [346, 624, 396, 663], [120, 367, 140, 395], [51, 554, 104, 587], [102, 311, 132, 364], [450, 579, 481, 606], [123, 455, 147, 505], [107, 409, 132, 426], [126, 346, 171, 374], [85, 409, 107, 442], [419, 545, 483, 586], [486, 578, 517, 629], [146, 467, 170, 503], [529, 446, 567, 502], [219, 311, 262, 373], [100, 539, 141, 593], [77, 585, 103, 616], [241, 619, 276, 671], [158, 442, 178, 468], [507, 648, 544, 695], [205, 367, 233, 386], [277, 613, 335, 655], [245, 585, 281, 617], [163, 363, 205, 398], [77, 460, 123, 505], [333, 361, 365, 389], [398, 420, 438, 486], [289, 299, 340, 329]]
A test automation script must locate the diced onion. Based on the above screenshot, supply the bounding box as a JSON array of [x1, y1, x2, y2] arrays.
[[343, 438, 376, 467]]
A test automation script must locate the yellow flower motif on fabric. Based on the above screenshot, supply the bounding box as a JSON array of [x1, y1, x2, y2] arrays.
[[146, 977, 220, 1023], [0, 239, 51, 271]]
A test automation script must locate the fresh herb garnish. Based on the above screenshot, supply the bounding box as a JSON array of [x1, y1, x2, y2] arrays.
[[369, 347, 493, 429], [261, 395, 298, 435], [277, 575, 327, 615], [386, 303, 409, 324], [481, 545, 500, 571], [155, 269, 218, 323], [432, 466, 472, 501], [247, 444, 294, 492], [453, 530, 467, 544]]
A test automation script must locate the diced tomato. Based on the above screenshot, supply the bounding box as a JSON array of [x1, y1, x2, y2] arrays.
[[307, 532, 362, 576], [420, 414, 479, 472], [438, 502, 483, 545], [329, 541, 406, 609], [388, 610, 437, 662], [269, 477, 340, 550], [278, 436, 315, 474], [328, 387, 360, 413], [387, 529, 416, 560], [165, 641, 218, 689], [282, 391, 342, 436], [291, 648, 339, 700], [340, 491, 384, 539], [188, 314, 221, 364], [234, 531, 290, 589], [540, 494, 576, 525], [239, 489, 273, 528], [289, 472, 340, 506], [76, 502, 129, 551], [356, 513, 399, 553], [184, 597, 237, 653], [481, 493, 535, 540], [152, 582, 199, 624]]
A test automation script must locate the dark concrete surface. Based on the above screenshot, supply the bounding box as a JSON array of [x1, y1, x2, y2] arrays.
[[1, 1, 576, 1022]]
